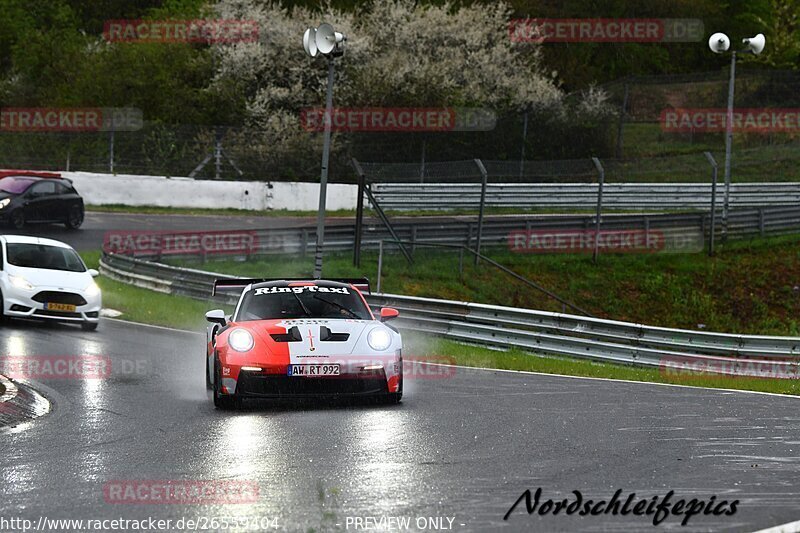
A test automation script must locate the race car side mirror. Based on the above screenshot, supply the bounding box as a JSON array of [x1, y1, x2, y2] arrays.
[[380, 307, 399, 321], [205, 309, 227, 325], [88, 269, 99, 277]]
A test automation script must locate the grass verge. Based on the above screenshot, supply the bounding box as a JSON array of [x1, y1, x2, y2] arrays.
[[82, 250, 800, 397], [81, 251, 232, 330], [412, 336, 800, 396], [164, 233, 800, 336]]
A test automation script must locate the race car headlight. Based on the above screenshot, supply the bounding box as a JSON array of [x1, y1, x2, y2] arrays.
[[367, 327, 392, 351], [84, 280, 101, 297], [228, 328, 255, 352], [9, 274, 33, 290], [0, 198, 10, 210]]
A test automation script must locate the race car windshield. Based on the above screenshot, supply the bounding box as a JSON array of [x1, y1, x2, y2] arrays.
[[6, 243, 87, 272], [236, 286, 372, 321], [0, 177, 35, 194]]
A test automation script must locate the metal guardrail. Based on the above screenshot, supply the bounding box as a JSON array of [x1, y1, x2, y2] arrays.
[[111, 206, 800, 261], [100, 252, 800, 377], [369, 182, 800, 210]]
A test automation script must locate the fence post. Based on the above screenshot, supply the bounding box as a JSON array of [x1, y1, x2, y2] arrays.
[[419, 139, 426, 182], [759, 208, 765, 237], [519, 111, 528, 178], [458, 247, 464, 283], [214, 128, 223, 179], [351, 158, 366, 267], [474, 158, 488, 266], [376, 240, 384, 293], [410, 225, 417, 258], [108, 130, 115, 173], [704, 152, 718, 257], [591, 157, 604, 264], [615, 81, 629, 159]]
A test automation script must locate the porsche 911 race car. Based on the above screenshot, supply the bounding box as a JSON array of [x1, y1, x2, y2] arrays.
[[205, 278, 402, 409]]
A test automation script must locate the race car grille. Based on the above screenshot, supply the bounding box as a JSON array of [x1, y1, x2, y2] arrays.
[[271, 326, 302, 342], [238, 375, 387, 397], [32, 291, 87, 306], [320, 326, 349, 342]]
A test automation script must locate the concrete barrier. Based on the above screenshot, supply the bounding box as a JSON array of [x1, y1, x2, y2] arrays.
[[62, 171, 358, 211]]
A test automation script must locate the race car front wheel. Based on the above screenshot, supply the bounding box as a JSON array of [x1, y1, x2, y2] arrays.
[[213, 357, 241, 410]]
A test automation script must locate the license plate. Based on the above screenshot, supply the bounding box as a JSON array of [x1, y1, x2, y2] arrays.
[[288, 364, 340, 377], [45, 302, 76, 312]]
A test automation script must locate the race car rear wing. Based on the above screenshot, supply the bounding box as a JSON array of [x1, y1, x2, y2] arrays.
[[212, 277, 371, 296]]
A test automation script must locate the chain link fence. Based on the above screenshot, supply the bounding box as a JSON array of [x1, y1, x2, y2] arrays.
[[2, 70, 799, 183]]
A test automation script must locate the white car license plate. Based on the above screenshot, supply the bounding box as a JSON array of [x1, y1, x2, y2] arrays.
[[45, 302, 77, 312], [288, 364, 340, 377]]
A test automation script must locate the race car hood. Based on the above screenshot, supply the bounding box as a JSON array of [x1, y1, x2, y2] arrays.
[[249, 318, 372, 357]]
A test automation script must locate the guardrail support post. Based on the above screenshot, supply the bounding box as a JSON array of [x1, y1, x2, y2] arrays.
[[301, 229, 308, 258], [458, 247, 464, 283], [704, 152, 718, 257], [759, 208, 765, 237], [474, 158, 488, 266], [351, 158, 366, 267], [591, 157, 605, 264], [376, 240, 384, 293]]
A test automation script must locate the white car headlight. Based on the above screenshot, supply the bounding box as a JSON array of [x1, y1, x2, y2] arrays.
[[0, 198, 10, 210], [84, 281, 101, 297], [367, 327, 392, 351], [228, 328, 254, 352], [9, 274, 33, 290]]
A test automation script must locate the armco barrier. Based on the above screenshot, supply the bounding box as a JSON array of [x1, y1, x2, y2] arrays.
[[99, 252, 800, 377], [105, 205, 800, 260], [370, 182, 800, 210]]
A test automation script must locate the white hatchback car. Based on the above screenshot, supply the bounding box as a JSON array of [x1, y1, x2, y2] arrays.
[[0, 235, 101, 331]]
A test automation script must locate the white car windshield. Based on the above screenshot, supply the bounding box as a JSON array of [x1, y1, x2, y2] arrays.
[[236, 285, 371, 321], [6, 243, 86, 273]]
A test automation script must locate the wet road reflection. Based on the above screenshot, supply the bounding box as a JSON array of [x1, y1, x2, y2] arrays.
[[1, 318, 800, 532]]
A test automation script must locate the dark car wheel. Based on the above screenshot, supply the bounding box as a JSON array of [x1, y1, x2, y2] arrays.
[[0, 290, 6, 323], [205, 354, 213, 390], [9, 209, 24, 229], [213, 357, 241, 410], [65, 205, 84, 229], [81, 321, 98, 332]]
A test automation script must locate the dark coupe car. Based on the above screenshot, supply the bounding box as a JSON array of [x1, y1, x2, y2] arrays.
[[0, 170, 85, 230]]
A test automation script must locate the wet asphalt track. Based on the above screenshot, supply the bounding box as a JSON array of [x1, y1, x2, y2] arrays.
[[0, 211, 325, 251], [2, 318, 800, 532]]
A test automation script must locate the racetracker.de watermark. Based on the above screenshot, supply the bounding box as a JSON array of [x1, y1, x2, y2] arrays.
[[0, 355, 149, 380], [103, 19, 259, 43], [507, 229, 703, 254], [103, 230, 259, 257], [509, 18, 703, 43], [661, 108, 800, 133], [0, 108, 142, 132], [300, 107, 496, 132], [660, 356, 800, 380], [103, 480, 259, 504]]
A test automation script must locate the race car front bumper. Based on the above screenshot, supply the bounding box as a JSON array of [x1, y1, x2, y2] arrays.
[[233, 369, 390, 398]]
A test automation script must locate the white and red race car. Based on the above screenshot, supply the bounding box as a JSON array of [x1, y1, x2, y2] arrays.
[[205, 278, 402, 409]]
